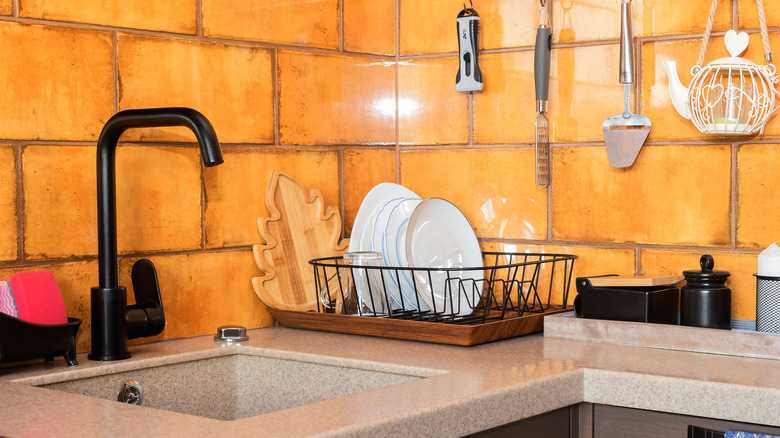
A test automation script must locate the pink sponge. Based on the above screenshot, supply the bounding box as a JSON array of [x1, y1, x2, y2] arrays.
[[9, 271, 68, 325]]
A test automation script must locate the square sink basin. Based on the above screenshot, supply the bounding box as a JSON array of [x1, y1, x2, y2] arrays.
[[37, 353, 428, 421]]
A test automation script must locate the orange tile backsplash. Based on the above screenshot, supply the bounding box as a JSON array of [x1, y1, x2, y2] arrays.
[[3, 1, 779, 357], [277, 50, 396, 145], [0, 145, 16, 262], [0, 22, 114, 141], [202, 0, 338, 49], [20, 0, 197, 34], [117, 34, 274, 144]]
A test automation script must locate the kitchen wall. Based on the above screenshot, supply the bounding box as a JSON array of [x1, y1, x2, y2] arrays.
[[0, 0, 778, 353]]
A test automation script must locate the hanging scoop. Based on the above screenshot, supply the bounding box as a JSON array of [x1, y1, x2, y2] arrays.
[[602, 0, 651, 168]]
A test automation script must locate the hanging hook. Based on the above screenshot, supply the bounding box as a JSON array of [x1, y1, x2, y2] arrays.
[[540, 0, 546, 7], [463, 0, 474, 10]]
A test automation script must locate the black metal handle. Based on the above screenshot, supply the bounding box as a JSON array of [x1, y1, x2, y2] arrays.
[[127, 259, 165, 339]]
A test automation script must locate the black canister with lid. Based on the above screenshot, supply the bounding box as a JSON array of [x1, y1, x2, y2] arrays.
[[681, 255, 731, 330]]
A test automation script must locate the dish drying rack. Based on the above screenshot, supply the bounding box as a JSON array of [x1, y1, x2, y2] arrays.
[[267, 252, 577, 346]]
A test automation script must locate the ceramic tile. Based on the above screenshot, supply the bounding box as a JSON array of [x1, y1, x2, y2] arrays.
[[398, 58, 469, 145], [400, 0, 538, 54], [553, 0, 732, 43], [343, 148, 397, 233], [19, 0, 196, 34], [202, 0, 338, 49], [23, 145, 203, 260], [483, 241, 637, 306], [399, 148, 547, 240], [0, 0, 10, 15], [203, 148, 340, 248], [117, 34, 274, 144], [739, 0, 780, 30], [344, 0, 395, 55], [736, 143, 780, 249], [475, 45, 619, 144], [641, 250, 759, 321], [0, 261, 97, 353], [0, 22, 114, 141], [278, 51, 395, 145], [552, 145, 731, 246], [123, 251, 274, 344], [0, 145, 16, 262]]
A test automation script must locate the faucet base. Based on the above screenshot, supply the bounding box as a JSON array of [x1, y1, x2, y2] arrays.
[[88, 287, 131, 361]]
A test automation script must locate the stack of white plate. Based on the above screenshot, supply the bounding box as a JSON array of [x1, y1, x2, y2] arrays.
[[350, 183, 483, 316]]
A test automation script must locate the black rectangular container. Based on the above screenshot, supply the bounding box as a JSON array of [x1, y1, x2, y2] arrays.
[[574, 277, 679, 325]]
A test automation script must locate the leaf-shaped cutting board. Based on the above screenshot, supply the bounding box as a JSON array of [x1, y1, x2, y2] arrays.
[[252, 171, 348, 311]]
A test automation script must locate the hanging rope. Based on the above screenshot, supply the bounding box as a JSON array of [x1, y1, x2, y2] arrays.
[[695, 0, 774, 68], [756, 0, 773, 63], [695, 0, 720, 69]]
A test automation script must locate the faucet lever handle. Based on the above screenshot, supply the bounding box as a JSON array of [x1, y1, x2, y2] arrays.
[[127, 259, 165, 339]]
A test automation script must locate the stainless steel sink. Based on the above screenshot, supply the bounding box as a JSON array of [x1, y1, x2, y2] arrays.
[[36, 353, 428, 421]]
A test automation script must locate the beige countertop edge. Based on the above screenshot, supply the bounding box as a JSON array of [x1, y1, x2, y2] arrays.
[[1, 326, 779, 437], [544, 312, 780, 361]]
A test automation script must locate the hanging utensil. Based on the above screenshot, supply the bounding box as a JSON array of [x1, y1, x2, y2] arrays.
[[602, 0, 651, 168], [534, 0, 551, 186]]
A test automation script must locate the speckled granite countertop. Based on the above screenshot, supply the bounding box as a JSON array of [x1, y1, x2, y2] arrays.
[[1, 320, 779, 437]]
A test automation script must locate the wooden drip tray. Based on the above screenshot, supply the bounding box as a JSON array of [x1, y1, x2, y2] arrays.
[[269, 306, 570, 346]]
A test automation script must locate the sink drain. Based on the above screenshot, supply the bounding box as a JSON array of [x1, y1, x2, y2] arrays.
[[116, 380, 143, 405]]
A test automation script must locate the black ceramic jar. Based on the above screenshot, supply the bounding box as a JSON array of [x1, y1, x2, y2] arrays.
[[680, 255, 731, 330]]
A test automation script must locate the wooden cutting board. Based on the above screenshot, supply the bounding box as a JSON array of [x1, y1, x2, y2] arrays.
[[587, 275, 684, 288], [252, 171, 348, 311]]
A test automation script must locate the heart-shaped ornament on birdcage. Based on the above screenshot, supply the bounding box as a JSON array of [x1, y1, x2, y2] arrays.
[[663, 0, 780, 135]]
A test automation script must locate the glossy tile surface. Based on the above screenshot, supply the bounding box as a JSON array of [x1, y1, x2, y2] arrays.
[[0, 146, 16, 262], [475, 45, 619, 144], [553, 0, 732, 43], [344, 0, 395, 55], [642, 250, 759, 321], [0, 22, 114, 141], [202, 0, 338, 49], [204, 148, 340, 248], [473, 51, 535, 144], [400, 148, 547, 240], [400, 0, 539, 54], [552, 145, 731, 246], [343, 148, 397, 233], [278, 51, 395, 145], [23, 146, 202, 260], [398, 58, 469, 145], [122, 252, 273, 344], [117, 34, 274, 144], [737, 143, 780, 249], [20, 0, 196, 34], [740, 0, 780, 29]]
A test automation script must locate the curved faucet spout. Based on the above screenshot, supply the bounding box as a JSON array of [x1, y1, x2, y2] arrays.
[[91, 107, 223, 361]]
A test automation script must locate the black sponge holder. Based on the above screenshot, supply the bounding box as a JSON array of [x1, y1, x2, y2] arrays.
[[0, 313, 81, 367]]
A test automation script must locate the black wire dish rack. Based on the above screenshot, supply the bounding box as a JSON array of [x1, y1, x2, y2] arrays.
[[267, 252, 577, 346]]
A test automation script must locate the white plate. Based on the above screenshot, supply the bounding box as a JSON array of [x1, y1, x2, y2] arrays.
[[380, 197, 427, 310], [405, 198, 483, 316], [350, 183, 421, 310]]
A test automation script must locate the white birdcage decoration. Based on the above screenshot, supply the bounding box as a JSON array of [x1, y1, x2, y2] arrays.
[[663, 0, 780, 135]]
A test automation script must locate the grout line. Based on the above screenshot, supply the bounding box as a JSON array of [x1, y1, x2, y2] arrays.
[[272, 49, 280, 146], [732, 142, 739, 248], [112, 32, 119, 113], [196, 0, 203, 38], [14, 143, 23, 263], [12, 0, 17, 17], [338, 0, 344, 53], [635, 246, 642, 275], [395, 0, 401, 184]]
